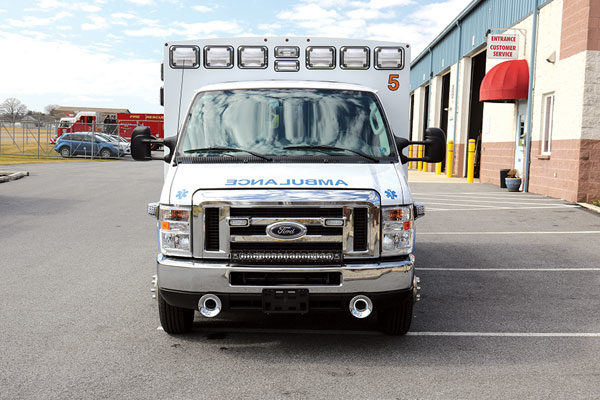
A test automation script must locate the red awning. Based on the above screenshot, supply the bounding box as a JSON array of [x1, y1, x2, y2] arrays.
[[480, 59, 529, 102]]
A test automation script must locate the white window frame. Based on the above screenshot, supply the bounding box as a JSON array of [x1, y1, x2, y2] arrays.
[[541, 93, 554, 155]]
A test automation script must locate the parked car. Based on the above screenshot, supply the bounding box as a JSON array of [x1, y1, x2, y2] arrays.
[[54, 133, 124, 158], [97, 133, 131, 155]]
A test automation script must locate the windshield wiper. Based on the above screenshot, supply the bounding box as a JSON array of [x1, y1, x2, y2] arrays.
[[283, 145, 379, 162], [184, 147, 272, 161]]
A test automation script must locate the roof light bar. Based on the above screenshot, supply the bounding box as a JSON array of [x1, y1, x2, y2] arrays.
[[374, 47, 404, 70], [306, 46, 335, 69], [238, 46, 267, 69], [340, 46, 370, 70], [204, 46, 233, 69], [275, 60, 299, 72], [169, 45, 200, 69], [275, 46, 299, 58]]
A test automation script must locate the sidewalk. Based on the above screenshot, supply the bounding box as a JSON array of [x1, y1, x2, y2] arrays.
[[408, 169, 478, 183]]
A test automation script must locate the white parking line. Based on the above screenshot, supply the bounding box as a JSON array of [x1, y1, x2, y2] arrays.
[[427, 205, 580, 211], [156, 326, 600, 338], [407, 332, 600, 338], [419, 231, 600, 235], [417, 197, 569, 205], [416, 268, 600, 271]]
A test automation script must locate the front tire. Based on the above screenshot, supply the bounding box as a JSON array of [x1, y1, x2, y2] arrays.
[[60, 147, 71, 158], [99, 148, 112, 159], [378, 294, 413, 336], [158, 289, 194, 334]]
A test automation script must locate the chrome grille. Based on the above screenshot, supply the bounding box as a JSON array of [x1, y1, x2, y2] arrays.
[[192, 190, 380, 261]]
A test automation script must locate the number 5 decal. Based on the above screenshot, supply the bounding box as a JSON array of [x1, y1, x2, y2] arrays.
[[388, 74, 399, 91]]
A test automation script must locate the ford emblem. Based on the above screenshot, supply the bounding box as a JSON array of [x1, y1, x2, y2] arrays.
[[266, 222, 307, 240]]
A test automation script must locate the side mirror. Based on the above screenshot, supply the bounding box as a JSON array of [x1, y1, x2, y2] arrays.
[[163, 136, 177, 163], [131, 126, 171, 162], [395, 127, 446, 164], [131, 126, 152, 161]]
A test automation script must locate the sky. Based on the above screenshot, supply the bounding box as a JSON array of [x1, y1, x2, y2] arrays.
[[0, 0, 473, 113]]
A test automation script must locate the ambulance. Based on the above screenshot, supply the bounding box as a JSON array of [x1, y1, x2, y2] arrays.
[[131, 37, 445, 335]]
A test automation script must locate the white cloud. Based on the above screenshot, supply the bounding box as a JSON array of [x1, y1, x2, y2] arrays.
[[277, 4, 339, 21], [76, 3, 102, 12], [32, 0, 101, 12], [125, 0, 154, 4], [192, 5, 212, 12], [123, 20, 243, 38], [81, 16, 108, 30], [111, 12, 136, 19], [8, 11, 72, 28], [0, 31, 160, 112], [349, 0, 414, 9], [0, 9, 6, 13], [35, 0, 67, 8]]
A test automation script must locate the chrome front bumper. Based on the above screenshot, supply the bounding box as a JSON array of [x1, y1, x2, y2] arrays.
[[157, 254, 414, 294]]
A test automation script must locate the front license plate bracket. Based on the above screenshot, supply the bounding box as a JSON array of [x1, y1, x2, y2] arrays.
[[262, 289, 309, 314]]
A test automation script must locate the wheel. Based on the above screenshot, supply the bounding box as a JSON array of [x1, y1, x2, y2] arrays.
[[100, 148, 112, 159], [158, 289, 194, 334], [60, 147, 71, 158], [378, 293, 413, 335]]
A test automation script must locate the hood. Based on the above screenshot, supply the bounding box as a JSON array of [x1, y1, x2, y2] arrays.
[[161, 163, 411, 206]]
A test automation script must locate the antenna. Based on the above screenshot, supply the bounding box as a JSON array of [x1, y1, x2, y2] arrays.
[[176, 60, 186, 135]]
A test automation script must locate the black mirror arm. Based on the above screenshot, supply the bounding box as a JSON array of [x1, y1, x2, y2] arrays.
[[137, 137, 175, 163]]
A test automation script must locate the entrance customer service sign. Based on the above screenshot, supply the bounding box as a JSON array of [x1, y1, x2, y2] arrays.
[[487, 34, 519, 59]]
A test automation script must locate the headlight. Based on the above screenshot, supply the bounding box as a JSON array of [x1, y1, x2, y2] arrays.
[[159, 205, 191, 256], [381, 206, 414, 255]]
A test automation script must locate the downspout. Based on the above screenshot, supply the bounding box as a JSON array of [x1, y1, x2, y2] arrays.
[[523, 0, 539, 192], [452, 20, 462, 176], [428, 48, 433, 131]]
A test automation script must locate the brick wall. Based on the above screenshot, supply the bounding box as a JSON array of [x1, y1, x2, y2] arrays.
[[560, 0, 600, 59], [479, 142, 516, 185], [479, 138, 600, 202], [577, 139, 600, 202], [528, 139, 581, 201]]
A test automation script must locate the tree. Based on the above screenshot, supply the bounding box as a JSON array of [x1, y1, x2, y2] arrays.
[[0, 98, 28, 124], [44, 104, 60, 116]]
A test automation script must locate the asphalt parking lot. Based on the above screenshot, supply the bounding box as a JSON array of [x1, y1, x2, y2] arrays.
[[1, 161, 599, 399]]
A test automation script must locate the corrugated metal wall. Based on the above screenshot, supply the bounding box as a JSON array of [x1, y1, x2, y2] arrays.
[[411, 0, 554, 90]]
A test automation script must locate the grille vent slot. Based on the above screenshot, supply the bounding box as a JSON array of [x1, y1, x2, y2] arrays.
[[230, 207, 342, 218], [204, 208, 220, 251], [353, 208, 368, 251]]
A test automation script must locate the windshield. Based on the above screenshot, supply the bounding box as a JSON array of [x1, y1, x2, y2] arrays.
[[178, 88, 395, 161]]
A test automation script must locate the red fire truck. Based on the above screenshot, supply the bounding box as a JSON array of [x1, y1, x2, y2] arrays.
[[54, 112, 164, 142]]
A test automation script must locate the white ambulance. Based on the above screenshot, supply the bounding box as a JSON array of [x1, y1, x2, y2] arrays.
[[132, 37, 445, 335]]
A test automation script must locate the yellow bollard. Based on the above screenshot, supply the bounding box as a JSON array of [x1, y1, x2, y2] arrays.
[[446, 140, 454, 178], [408, 145, 413, 169], [417, 144, 423, 171], [421, 143, 427, 172], [467, 138, 476, 183], [436, 161, 442, 175]]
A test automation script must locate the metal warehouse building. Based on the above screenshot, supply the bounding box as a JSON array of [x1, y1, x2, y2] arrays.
[[410, 0, 599, 202]]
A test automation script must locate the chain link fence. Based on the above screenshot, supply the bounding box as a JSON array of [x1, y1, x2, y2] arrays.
[[0, 120, 143, 160]]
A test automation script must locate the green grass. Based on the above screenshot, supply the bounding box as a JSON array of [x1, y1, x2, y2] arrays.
[[592, 200, 600, 207]]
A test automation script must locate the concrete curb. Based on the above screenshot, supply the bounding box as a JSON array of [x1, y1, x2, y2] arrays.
[[0, 170, 29, 183], [578, 202, 600, 214]]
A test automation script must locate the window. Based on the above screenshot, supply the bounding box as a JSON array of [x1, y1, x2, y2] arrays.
[[541, 94, 554, 154], [179, 88, 395, 161]]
